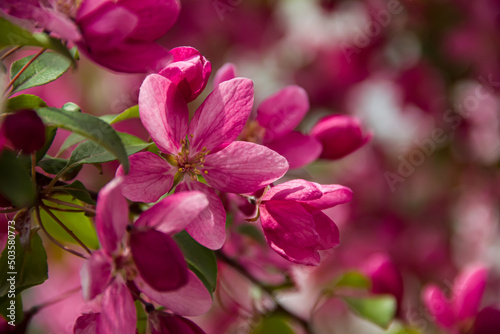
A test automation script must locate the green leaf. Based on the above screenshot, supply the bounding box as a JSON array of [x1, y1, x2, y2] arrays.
[[173, 231, 217, 294], [38, 156, 81, 177], [58, 133, 86, 155], [104, 105, 140, 124], [342, 295, 396, 329], [251, 316, 295, 334], [35, 107, 130, 172], [68, 132, 150, 166], [35, 126, 57, 163], [0, 233, 48, 305], [135, 300, 148, 334], [0, 293, 23, 324], [333, 271, 371, 290], [10, 52, 72, 94], [58, 180, 96, 205], [39, 194, 99, 249], [0, 18, 75, 64], [6, 94, 47, 111], [0, 150, 36, 208]]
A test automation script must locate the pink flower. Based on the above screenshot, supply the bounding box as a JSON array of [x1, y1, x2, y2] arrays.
[[310, 114, 372, 160], [148, 311, 206, 334], [214, 64, 322, 169], [78, 178, 212, 333], [75, 0, 181, 73], [257, 179, 352, 265], [422, 265, 489, 332], [117, 74, 289, 249], [159, 47, 212, 102]]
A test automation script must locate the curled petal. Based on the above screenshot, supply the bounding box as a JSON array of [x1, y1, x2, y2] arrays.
[[262, 179, 322, 202], [454, 265, 488, 321], [130, 229, 188, 292], [266, 131, 322, 169], [74, 313, 100, 334], [136, 271, 212, 316], [99, 280, 136, 334], [310, 115, 371, 160], [213, 63, 237, 87], [149, 312, 206, 334], [188, 78, 254, 153], [116, 152, 174, 203], [310, 210, 340, 250], [80, 250, 112, 300], [139, 74, 188, 153], [203, 141, 289, 194], [96, 178, 128, 254], [303, 184, 353, 210], [257, 85, 309, 142], [135, 191, 209, 235], [363, 254, 404, 307], [260, 201, 320, 265], [176, 181, 226, 250], [422, 285, 456, 329]]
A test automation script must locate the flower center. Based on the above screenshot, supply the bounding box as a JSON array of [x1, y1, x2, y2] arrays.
[[239, 120, 265, 143], [166, 138, 210, 181], [54, 0, 83, 18]]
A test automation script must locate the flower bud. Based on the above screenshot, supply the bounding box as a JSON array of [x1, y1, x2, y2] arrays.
[[159, 47, 211, 102], [1, 109, 45, 154]]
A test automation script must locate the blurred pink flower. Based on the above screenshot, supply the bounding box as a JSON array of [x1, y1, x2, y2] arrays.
[[117, 74, 288, 249], [258, 179, 352, 265]]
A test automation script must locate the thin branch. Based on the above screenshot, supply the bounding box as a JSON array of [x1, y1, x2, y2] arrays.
[[0, 207, 19, 213], [0, 45, 22, 60], [42, 204, 86, 213], [40, 204, 92, 255], [216, 251, 316, 334], [34, 205, 88, 259], [43, 197, 96, 215], [4, 48, 46, 96]]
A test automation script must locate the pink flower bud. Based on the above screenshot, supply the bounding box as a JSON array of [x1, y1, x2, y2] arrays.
[[1, 109, 45, 154], [159, 47, 211, 102]]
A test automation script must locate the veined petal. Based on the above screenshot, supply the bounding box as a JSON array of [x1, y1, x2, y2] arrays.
[[119, 0, 181, 41], [203, 141, 289, 194], [213, 63, 237, 87], [116, 152, 174, 203], [74, 313, 100, 334], [257, 85, 309, 142], [310, 210, 340, 250], [303, 183, 353, 210], [80, 250, 112, 300], [96, 178, 128, 255], [136, 271, 212, 316], [139, 74, 188, 153], [135, 191, 209, 235], [422, 285, 456, 329], [260, 201, 320, 265], [266, 131, 322, 169], [262, 179, 322, 202], [130, 229, 188, 292], [454, 265, 488, 321], [176, 182, 226, 250], [99, 280, 136, 334], [188, 78, 254, 153]]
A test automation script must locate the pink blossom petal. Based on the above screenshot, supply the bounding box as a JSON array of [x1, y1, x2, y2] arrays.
[[116, 152, 174, 203], [176, 181, 226, 250], [80, 250, 112, 300], [363, 254, 404, 306], [310, 210, 340, 250], [139, 74, 188, 152], [203, 141, 289, 194], [74, 313, 100, 334], [33, 7, 82, 41], [262, 179, 322, 202], [266, 131, 322, 169], [136, 271, 212, 316], [99, 280, 136, 334], [257, 85, 309, 142], [310, 115, 372, 160], [149, 312, 206, 334], [213, 63, 237, 87], [77, 40, 172, 73], [119, 0, 181, 41], [303, 184, 353, 210], [77, 4, 138, 51], [159, 47, 211, 102], [422, 285, 456, 329], [260, 201, 320, 265], [188, 78, 254, 153], [454, 265, 488, 321], [473, 307, 500, 334], [130, 229, 188, 292], [135, 191, 209, 235], [96, 178, 128, 254]]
